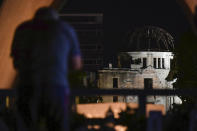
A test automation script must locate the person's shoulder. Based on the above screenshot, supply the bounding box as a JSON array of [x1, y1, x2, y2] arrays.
[[57, 20, 75, 31], [16, 20, 33, 31]]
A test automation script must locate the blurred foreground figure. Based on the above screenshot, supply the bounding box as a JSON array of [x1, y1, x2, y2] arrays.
[[11, 7, 81, 131]]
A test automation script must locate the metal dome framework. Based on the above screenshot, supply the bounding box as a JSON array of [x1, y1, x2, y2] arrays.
[[127, 26, 174, 52]]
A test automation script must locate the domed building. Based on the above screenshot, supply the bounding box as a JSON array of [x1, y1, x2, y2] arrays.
[[98, 26, 181, 111]]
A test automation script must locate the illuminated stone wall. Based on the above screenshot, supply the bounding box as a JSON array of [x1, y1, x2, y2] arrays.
[[98, 68, 162, 102], [98, 51, 176, 111]]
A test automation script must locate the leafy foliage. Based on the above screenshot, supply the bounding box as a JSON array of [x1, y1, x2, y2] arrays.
[[68, 71, 102, 103], [79, 81, 103, 104], [165, 31, 197, 130], [119, 107, 146, 131], [70, 111, 87, 131], [164, 102, 195, 131], [68, 70, 86, 89], [71, 106, 147, 131], [167, 31, 197, 89]]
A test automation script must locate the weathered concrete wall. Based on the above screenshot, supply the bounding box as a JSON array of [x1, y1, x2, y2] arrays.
[[123, 51, 174, 88], [98, 68, 162, 103], [98, 51, 175, 111]]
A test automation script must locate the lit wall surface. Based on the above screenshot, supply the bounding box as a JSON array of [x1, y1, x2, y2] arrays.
[[182, 0, 197, 14], [0, 0, 64, 89], [178, 0, 197, 33], [76, 103, 165, 118]]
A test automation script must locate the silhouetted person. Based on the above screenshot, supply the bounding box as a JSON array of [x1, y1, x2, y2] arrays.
[[11, 7, 82, 131], [194, 7, 197, 31]]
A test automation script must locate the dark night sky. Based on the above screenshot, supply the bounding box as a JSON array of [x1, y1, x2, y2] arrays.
[[62, 0, 190, 59]]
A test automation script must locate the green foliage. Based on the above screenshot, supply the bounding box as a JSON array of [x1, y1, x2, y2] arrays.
[[164, 102, 195, 131], [79, 82, 103, 104], [68, 71, 102, 103], [70, 111, 87, 131], [79, 96, 102, 104], [165, 31, 197, 130], [119, 107, 146, 131], [166, 31, 197, 103], [166, 55, 178, 82], [167, 31, 197, 89], [70, 106, 147, 131], [68, 70, 86, 89]]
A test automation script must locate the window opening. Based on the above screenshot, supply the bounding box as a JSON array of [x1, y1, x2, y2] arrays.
[[143, 58, 147, 68], [113, 78, 118, 102], [144, 78, 153, 89], [158, 58, 161, 68], [153, 58, 157, 68]]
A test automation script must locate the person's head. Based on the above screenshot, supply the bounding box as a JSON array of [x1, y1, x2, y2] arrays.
[[34, 7, 59, 21]]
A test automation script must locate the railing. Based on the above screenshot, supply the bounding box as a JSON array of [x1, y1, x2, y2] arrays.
[[72, 88, 197, 114], [1, 88, 197, 130], [71, 88, 197, 131]]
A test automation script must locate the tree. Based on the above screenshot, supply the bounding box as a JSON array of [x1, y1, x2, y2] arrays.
[[167, 31, 197, 90]]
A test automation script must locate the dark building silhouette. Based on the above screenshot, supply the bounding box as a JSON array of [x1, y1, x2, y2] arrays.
[[59, 13, 104, 71]]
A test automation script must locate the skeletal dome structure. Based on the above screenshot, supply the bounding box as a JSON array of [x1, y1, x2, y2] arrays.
[[126, 26, 174, 52]]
